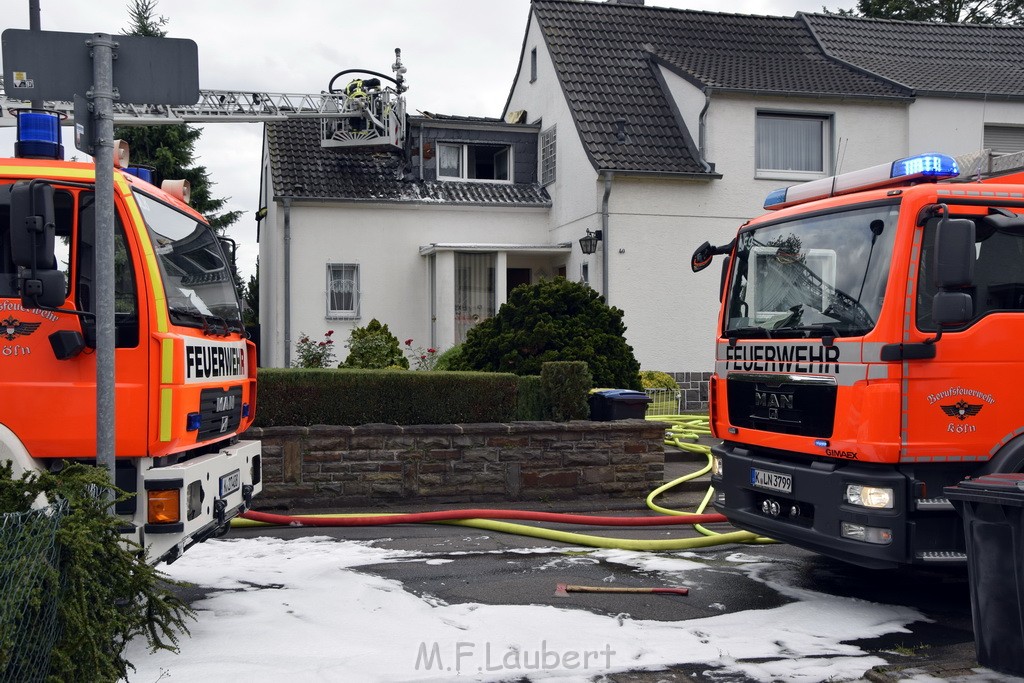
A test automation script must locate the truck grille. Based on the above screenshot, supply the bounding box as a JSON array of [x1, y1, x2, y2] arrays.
[[197, 386, 243, 441], [726, 373, 837, 437]]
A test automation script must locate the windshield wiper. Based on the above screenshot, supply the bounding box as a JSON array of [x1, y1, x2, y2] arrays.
[[168, 307, 233, 337], [725, 326, 774, 341]]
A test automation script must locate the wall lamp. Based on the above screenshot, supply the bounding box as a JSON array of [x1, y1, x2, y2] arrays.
[[579, 229, 603, 255]]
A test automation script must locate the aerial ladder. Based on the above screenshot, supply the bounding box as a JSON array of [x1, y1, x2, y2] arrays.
[[0, 48, 408, 150]]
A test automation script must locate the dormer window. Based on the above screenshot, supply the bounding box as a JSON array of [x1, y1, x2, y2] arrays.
[[438, 143, 511, 182]]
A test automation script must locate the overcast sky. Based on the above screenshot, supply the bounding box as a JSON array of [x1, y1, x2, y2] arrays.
[[2, 0, 846, 280]]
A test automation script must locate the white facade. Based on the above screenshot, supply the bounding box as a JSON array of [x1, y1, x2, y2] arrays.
[[260, 7, 1024, 376]]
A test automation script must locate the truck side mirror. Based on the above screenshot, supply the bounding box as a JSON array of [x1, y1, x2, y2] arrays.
[[21, 270, 66, 309], [219, 236, 237, 274], [932, 291, 973, 326], [931, 216, 975, 328], [10, 180, 56, 268], [934, 217, 974, 289]]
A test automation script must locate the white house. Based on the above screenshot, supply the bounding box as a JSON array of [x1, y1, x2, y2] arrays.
[[258, 0, 1024, 409]]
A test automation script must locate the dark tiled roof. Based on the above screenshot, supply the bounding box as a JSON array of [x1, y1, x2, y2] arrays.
[[266, 119, 551, 205], [527, 1, 910, 175], [803, 13, 1024, 98]]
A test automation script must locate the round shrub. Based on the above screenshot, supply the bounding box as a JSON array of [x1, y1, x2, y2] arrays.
[[460, 278, 641, 389], [640, 370, 679, 391], [432, 344, 466, 371], [341, 319, 409, 369]]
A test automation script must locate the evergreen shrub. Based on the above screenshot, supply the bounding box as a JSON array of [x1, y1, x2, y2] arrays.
[[541, 361, 592, 421], [460, 278, 642, 389]]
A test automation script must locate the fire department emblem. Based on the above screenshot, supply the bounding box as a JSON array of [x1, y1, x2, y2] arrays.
[[941, 400, 983, 421], [1, 316, 41, 341]]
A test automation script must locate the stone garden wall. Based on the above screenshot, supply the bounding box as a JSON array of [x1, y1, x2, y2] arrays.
[[246, 420, 666, 509]]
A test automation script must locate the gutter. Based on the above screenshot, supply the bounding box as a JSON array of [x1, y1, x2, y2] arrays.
[[598, 168, 721, 180], [271, 195, 552, 209]]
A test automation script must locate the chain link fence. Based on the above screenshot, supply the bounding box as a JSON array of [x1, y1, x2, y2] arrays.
[[1, 501, 66, 683]]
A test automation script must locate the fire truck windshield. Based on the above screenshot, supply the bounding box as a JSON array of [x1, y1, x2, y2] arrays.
[[724, 203, 900, 339], [133, 190, 243, 333]]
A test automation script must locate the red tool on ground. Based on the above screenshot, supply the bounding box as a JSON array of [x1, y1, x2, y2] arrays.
[[554, 583, 688, 597]]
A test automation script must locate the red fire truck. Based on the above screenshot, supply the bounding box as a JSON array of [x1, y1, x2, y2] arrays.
[[1, 110, 261, 564], [693, 153, 1024, 568]]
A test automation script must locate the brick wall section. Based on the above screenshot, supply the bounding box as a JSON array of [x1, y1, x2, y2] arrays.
[[671, 372, 712, 412], [246, 420, 666, 509]]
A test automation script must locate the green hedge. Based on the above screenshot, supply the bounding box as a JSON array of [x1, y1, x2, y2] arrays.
[[255, 369, 532, 427]]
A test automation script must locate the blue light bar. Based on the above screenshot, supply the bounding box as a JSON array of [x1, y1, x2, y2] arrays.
[[764, 152, 960, 210], [15, 110, 64, 160], [891, 153, 959, 180], [763, 188, 788, 209], [126, 166, 155, 183], [186, 413, 202, 431], [242, 403, 251, 418]]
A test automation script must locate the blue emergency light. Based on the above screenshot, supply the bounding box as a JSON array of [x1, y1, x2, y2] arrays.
[[126, 166, 155, 183], [764, 153, 960, 210], [15, 109, 64, 160]]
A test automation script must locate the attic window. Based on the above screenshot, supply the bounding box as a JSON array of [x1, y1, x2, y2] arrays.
[[438, 143, 511, 182]]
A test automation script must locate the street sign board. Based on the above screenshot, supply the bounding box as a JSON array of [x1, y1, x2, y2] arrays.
[[2, 29, 199, 104]]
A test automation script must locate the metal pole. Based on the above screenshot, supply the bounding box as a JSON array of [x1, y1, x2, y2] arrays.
[[28, 0, 42, 110], [89, 33, 117, 490]]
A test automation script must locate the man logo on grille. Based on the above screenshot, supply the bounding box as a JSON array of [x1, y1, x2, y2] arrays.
[[941, 400, 983, 421], [1, 316, 41, 341]]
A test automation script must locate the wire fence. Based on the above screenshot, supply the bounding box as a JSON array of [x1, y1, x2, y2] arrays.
[[1, 501, 66, 683], [644, 387, 683, 417]]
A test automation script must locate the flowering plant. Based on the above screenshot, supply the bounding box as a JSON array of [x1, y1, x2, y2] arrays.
[[404, 338, 439, 371], [294, 330, 336, 368]]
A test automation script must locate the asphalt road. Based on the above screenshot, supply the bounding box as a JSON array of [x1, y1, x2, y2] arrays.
[[219, 450, 990, 682]]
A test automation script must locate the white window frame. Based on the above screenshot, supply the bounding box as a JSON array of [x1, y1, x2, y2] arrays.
[[755, 111, 832, 181], [326, 262, 360, 319], [436, 142, 513, 183], [540, 125, 556, 186]]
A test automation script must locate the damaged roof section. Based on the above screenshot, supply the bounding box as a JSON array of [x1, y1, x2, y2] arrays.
[[266, 118, 551, 206], [528, 1, 910, 177]]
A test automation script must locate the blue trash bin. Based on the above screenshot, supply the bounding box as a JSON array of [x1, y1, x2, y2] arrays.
[[588, 389, 652, 421]]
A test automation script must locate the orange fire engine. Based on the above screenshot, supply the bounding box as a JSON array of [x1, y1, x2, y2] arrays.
[[1, 110, 260, 564], [693, 153, 1024, 568]]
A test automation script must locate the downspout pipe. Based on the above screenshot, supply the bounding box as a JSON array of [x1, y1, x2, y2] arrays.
[[283, 197, 292, 368], [601, 171, 612, 300], [698, 88, 713, 173]]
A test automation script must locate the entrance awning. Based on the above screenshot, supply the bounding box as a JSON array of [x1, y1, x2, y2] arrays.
[[419, 242, 572, 256]]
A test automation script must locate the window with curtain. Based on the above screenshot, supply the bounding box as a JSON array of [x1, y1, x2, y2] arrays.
[[454, 252, 495, 343], [327, 263, 359, 319], [756, 113, 830, 178]]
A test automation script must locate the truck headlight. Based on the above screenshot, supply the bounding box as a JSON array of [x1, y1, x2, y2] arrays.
[[845, 484, 894, 509]]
